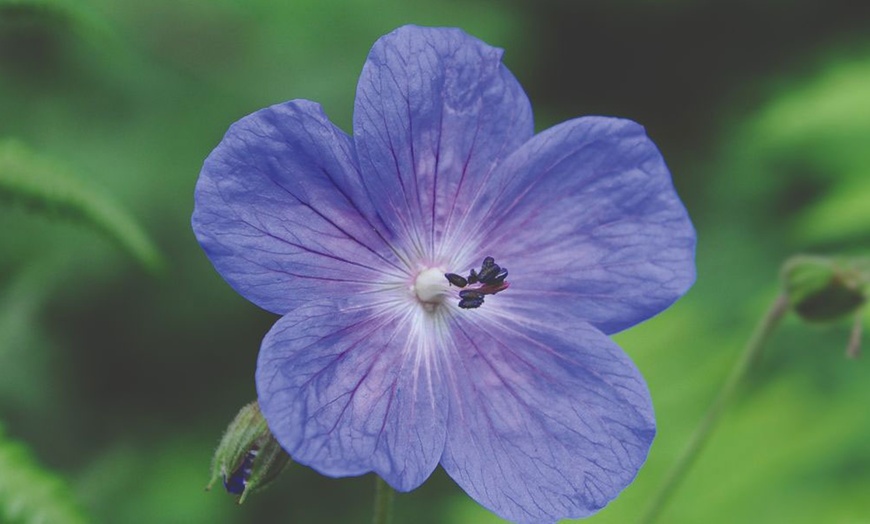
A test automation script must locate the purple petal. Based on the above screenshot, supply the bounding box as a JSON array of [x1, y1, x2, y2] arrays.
[[353, 25, 534, 264], [475, 117, 696, 334], [192, 100, 405, 315], [440, 308, 655, 523], [256, 299, 448, 491]]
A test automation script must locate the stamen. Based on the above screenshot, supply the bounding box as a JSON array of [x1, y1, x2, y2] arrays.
[[444, 256, 510, 310], [477, 258, 507, 285], [458, 290, 485, 309], [445, 273, 468, 288]]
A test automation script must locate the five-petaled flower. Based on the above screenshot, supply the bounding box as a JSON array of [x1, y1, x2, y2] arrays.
[[192, 25, 695, 523]]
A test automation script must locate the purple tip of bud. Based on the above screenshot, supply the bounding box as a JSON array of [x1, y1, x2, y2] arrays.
[[223, 472, 246, 495], [223, 450, 257, 494]]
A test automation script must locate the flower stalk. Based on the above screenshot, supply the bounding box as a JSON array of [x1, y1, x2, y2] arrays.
[[372, 475, 395, 524], [847, 314, 862, 359], [637, 294, 790, 524]]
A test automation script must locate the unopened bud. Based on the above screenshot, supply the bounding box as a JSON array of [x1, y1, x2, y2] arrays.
[[782, 256, 866, 323], [207, 401, 291, 503]]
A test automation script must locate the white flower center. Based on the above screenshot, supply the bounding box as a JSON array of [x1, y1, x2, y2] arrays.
[[413, 267, 449, 306]]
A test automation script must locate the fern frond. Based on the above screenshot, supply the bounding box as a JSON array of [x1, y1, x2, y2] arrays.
[[0, 425, 90, 524], [0, 140, 164, 273]]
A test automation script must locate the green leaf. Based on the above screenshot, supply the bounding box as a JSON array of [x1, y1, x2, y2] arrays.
[[0, 139, 164, 273], [0, 262, 59, 409], [0, 424, 90, 524], [796, 177, 870, 243], [721, 53, 870, 245]]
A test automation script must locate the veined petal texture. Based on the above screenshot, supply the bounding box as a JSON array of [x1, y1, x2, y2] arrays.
[[256, 299, 448, 492], [354, 25, 534, 265], [440, 308, 655, 523], [476, 117, 696, 335], [193, 100, 405, 315]]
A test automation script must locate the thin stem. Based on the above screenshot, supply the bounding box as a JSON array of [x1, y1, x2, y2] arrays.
[[637, 294, 790, 524], [846, 314, 862, 359], [372, 475, 395, 524]]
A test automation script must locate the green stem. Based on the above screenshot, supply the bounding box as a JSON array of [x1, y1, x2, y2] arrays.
[[372, 475, 395, 524], [637, 294, 790, 524]]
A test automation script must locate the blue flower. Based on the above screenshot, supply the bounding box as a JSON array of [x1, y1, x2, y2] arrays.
[[192, 25, 695, 523]]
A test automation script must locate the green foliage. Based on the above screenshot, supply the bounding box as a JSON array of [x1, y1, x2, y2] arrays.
[[0, 140, 163, 272], [75, 438, 239, 524], [0, 0, 116, 45], [717, 51, 870, 247], [0, 424, 89, 524], [0, 263, 58, 411]]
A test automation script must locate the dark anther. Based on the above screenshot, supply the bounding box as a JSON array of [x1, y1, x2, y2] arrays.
[[476, 264, 497, 283], [477, 261, 505, 285], [458, 297, 485, 309], [490, 268, 508, 285], [445, 273, 468, 288], [451, 256, 510, 310], [458, 289, 485, 309]]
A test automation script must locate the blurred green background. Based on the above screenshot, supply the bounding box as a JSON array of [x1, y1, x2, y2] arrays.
[[1, 0, 868, 522]]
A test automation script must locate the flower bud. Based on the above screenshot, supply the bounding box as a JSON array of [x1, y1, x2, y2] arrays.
[[207, 401, 292, 503], [782, 255, 866, 323]]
